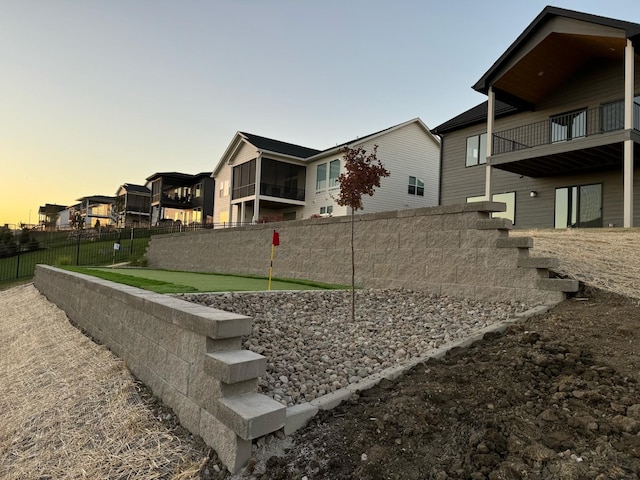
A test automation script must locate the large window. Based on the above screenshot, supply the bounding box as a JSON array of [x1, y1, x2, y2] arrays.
[[466, 192, 516, 224], [466, 133, 487, 167], [554, 183, 602, 228], [329, 160, 340, 189], [232, 159, 256, 199], [316, 163, 327, 191], [408, 176, 424, 196], [551, 109, 586, 142]]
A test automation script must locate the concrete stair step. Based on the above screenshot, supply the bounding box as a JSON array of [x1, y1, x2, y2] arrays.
[[217, 393, 286, 441], [517, 257, 560, 269], [537, 277, 579, 292], [204, 350, 266, 384]]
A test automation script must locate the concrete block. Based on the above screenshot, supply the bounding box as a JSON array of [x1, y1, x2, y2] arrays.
[[496, 237, 533, 249], [537, 278, 579, 292], [200, 410, 252, 474], [475, 218, 513, 230], [204, 350, 266, 384], [285, 403, 319, 435], [217, 393, 286, 441], [165, 351, 191, 395], [517, 256, 559, 269]]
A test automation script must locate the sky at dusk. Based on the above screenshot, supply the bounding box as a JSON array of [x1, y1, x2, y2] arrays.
[[1, 0, 639, 226]]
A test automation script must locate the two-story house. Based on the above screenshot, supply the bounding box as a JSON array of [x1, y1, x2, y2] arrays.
[[212, 118, 440, 224], [146, 172, 214, 226], [114, 183, 151, 228], [433, 6, 640, 228]]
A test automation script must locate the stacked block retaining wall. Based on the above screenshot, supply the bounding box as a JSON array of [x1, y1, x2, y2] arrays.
[[33, 265, 285, 473], [146, 202, 576, 305]]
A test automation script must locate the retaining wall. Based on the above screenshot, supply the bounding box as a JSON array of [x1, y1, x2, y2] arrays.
[[33, 265, 285, 473], [146, 202, 577, 305]]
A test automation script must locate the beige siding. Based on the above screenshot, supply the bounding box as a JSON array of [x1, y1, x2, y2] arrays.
[[212, 142, 258, 224]]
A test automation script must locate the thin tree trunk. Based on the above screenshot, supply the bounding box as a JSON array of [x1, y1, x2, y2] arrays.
[[351, 207, 355, 322]]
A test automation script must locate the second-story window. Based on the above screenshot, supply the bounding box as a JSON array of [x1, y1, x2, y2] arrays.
[[316, 163, 327, 191], [329, 159, 340, 189], [550, 108, 586, 142], [466, 133, 487, 166]]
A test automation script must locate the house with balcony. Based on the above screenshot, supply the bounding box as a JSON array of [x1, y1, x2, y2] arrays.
[[76, 195, 116, 228], [433, 6, 640, 228], [146, 172, 214, 226], [114, 183, 151, 228], [212, 118, 440, 224], [38, 204, 67, 230]]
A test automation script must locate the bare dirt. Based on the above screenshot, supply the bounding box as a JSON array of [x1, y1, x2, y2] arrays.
[[246, 287, 640, 480]]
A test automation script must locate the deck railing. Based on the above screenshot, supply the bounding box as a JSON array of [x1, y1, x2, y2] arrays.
[[493, 101, 639, 155]]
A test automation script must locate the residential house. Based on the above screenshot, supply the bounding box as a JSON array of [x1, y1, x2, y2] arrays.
[[433, 6, 640, 228], [212, 118, 440, 224], [76, 195, 116, 228], [114, 183, 151, 228], [38, 204, 67, 230], [146, 172, 214, 226]]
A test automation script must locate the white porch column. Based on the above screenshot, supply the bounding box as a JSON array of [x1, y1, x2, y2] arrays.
[[253, 154, 262, 223], [485, 87, 495, 199], [624, 39, 635, 228]]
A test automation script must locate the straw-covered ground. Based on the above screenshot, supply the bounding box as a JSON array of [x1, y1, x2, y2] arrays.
[[1, 228, 639, 479], [0, 284, 206, 480]]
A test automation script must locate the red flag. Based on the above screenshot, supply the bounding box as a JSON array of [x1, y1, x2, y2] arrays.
[[272, 230, 280, 246]]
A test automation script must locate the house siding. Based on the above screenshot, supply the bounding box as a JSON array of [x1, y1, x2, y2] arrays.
[[440, 57, 640, 228], [299, 122, 440, 219], [213, 142, 257, 224]]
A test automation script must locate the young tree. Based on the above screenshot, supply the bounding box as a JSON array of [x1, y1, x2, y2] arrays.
[[336, 144, 390, 321]]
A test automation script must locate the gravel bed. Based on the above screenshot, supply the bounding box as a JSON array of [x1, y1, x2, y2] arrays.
[[178, 289, 531, 407]]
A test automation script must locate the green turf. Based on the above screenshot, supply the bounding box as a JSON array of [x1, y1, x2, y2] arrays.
[[67, 267, 345, 293]]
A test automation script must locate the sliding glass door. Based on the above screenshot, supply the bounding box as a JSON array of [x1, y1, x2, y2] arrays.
[[554, 183, 602, 228]]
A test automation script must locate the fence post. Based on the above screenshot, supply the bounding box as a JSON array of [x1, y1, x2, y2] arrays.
[[15, 246, 21, 279], [76, 232, 81, 266]]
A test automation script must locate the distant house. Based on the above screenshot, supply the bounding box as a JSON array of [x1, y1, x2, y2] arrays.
[[433, 6, 640, 228], [212, 118, 440, 224], [38, 204, 66, 230], [114, 183, 151, 228], [146, 172, 214, 226], [76, 195, 116, 228]]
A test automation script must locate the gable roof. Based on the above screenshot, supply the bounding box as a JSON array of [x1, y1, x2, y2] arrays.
[[239, 132, 322, 159], [474, 6, 640, 96], [308, 118, 438, 160], [119, 183, 150, 194], [431, 100, 521, 135]]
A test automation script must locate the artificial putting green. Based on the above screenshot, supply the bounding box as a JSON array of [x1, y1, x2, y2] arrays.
[[73, 267, 344, 293]]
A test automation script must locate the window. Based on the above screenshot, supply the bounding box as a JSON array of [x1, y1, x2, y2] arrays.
[[316, 163, 327, 191], [551, 109, 586, 142], [408, 176, 424, 196], [466, 192, 516, 224], [329, 160, 340, 188], [465, 133, 487, 166]]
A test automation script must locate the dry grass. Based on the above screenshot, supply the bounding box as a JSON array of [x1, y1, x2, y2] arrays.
[[513, 228, 640, 301], [0, 284, 204, 479]]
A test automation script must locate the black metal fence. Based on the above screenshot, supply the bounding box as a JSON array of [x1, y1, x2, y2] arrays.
[[0, 224, 226, 284]]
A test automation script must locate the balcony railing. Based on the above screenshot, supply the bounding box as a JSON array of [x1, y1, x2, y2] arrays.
[[493, 101, 640, 155], [260, 183, 305, 201]]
